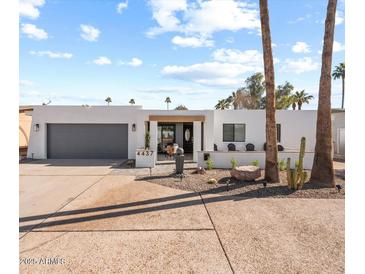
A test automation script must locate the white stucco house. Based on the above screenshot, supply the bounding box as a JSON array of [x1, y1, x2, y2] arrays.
[[26, 105, 321, 169], [331, 108, 345, 159]]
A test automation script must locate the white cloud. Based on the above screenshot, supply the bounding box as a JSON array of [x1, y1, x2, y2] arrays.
[[183, 0, 260, 34], [317, 40, 345, 54], [333, 40, 345, 52], [93, 56, 112, 65], [117, 1, 128, 13], [292, 42, 311, 53], [21, 23, 48, 40], [271, 43, 277, 48], [212, 48, 262, 66], [80, 24, 100, 42], [19, 0, 45, 19], [128, 57, 143, 66], [137, 86, 212, 96], [119, 57, 143, 67], [20, 80, 36, 87], [335, 11, 344, 25], [162, 61, 260, 87], [281, 57, 319, 74], [147, 0, 260, 37], [147, 0, 188, 36], [30, 50, 73, 59], [171, 35, 214, 48], [225, 37, 235, 44]]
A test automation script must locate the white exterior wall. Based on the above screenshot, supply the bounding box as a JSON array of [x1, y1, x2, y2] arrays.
[[27, 106, 143, 159], [332, 112, 345, 155], [212, 110, 317, 152], [27, 106, 317, 162], [197, 151, 315, 170]]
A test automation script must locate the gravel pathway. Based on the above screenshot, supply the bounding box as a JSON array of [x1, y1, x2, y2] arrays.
[[137, 168, 345, 199]]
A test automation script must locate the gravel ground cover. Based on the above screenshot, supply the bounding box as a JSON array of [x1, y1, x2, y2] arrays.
[[137, 168, 345, 199]]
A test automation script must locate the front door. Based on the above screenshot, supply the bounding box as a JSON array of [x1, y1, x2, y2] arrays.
[[183, 123, 193, 153], [157, 124, 176, 153]]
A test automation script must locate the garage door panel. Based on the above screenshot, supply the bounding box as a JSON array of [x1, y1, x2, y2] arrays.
[[47, 124, 128, 159]]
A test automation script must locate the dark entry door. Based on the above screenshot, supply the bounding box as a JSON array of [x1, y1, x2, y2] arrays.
[[183, 123, 193, 153], [47, 124, 128, 159]]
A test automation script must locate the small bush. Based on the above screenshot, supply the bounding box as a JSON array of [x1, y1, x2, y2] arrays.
[[207, 178, 217, 184], [205, 156, 214, 170], [251, 160, 259, 167], [230, 158, 238, 169], [144, 131, 151, 149], [279, 159, 286, 171]]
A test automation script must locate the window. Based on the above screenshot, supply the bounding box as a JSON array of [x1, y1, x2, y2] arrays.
[[223, 124, 246, 142], [276, 124, 281, 142]]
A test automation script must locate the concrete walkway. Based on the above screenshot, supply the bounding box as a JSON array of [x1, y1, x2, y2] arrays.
[[20, 160, 344, 273]]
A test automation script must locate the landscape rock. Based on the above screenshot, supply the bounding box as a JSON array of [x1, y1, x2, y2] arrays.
[[230, 165, 261, 181]]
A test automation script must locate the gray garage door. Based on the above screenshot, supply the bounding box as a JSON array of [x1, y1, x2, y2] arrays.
[[47, 124, 128, 159]]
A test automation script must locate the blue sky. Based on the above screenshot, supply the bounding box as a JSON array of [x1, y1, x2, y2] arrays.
[[19, 0, 345, 110]]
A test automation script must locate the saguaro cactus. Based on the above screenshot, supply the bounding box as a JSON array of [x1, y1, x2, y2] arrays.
[[287, 137, 308, 190]]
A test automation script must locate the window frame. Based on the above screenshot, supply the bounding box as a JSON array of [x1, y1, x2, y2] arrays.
[[223, 123, 246, 142], [276, 124, 281, 143]]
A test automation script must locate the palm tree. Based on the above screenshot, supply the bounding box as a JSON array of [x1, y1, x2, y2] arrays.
[[129, 98, 135, 105], [165, 97, 171, 110], [215, 99, 230, 110], [245, 72, 265, 108], [227, 89, 256, 110], [332, 62, 345, 109], [310, 0, 337, 187], [292, 90, 314, 110], [275, 82, 294, 109], [259, 0, 280, 183], [175, 104, 188, 110], [105, 96, 112, 106]]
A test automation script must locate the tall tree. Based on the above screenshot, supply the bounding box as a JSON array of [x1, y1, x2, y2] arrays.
[[175, 104, 188, 110], [259, 0, 280, 183], [129, 98, 135, 105], [310, 0, 337, 187], [245, 72, 265, 109], [275, 82, 294, 109], [105, 96, 112, 106], [332, 62, 345, 109], [291, 90, 314, 110], [165, 97, 171, 110], [215, 99, 230, 110]]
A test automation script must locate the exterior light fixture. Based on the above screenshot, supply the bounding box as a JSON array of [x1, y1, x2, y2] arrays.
[[33, 123, 40, 132], [132, 123, 136, 132]]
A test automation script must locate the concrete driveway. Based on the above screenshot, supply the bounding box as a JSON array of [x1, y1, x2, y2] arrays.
[[20, 160, 344, 273]]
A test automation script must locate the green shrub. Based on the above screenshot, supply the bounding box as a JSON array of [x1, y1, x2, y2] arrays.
[[205, 156, 214, 170], [145, 131, 151, 149], [230, 158, 238, 169], [251, 160, 259, 167], [279, 159, 286, 171]]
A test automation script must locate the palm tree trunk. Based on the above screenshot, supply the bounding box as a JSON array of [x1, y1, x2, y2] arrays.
[[259, 0, 279, 183], [298, 102, 302, 110], [310, 0, 337, 187], [341, 76, 345, 109]]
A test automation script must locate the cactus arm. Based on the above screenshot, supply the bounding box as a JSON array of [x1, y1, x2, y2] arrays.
[[286, 158, 292, 189]]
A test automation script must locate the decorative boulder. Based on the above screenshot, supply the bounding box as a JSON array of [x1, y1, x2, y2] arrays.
[[194, 166, 206, 175], [230, 165, 261, 181]]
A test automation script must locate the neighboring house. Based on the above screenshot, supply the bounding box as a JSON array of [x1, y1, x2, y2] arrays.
[[19, 106, 33, 158], [27, 105, 321, 168], [332, 108, 345, 160]]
